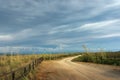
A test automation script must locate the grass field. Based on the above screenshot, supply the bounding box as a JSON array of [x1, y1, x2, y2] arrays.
[[0, 53, 80, 74], [0, 54, 39, 74], [72, 52, 120, 66]]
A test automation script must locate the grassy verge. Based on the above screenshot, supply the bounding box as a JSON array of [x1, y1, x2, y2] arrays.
[[72, 52, 120, 66], [42, 53, 81, 60], [0, 52, 81, 80], [0, 54, 41, 74]]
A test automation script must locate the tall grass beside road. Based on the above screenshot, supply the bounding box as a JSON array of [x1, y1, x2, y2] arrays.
[[0, 53, 80, 74], [72, 52, 120, 66], [0, 54, 40, 74]]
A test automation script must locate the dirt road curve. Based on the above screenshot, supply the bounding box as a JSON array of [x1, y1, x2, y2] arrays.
[[36, 56, 120, 80]]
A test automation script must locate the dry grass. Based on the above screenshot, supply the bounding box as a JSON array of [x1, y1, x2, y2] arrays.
[[0, 54, 41, 74], [0, 53, 80, 75]]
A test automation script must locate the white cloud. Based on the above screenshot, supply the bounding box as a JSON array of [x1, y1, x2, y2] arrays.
[[0, 35, 13, 41], [95, 33, 120, 38], [46, 19, 120, 46], [0, 0, 120, 51], [105, 0, 120, 8], [0, 28, 40, 41], [0, 0, 120, 22], [48, 25, 71, 34], [48, 19, 120, 34], [77, 19, 120, 31], [1, 19, 119, 44], [13, 28, 34, 39]]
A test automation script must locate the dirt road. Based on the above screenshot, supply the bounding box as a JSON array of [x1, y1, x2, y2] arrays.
[[36, 56, 120, 80]]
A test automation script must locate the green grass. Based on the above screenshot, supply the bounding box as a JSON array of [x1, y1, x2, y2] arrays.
[[72, 52, 120, 66]]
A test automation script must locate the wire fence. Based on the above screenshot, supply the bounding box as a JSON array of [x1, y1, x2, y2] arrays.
[[0, 57, 43, 80]]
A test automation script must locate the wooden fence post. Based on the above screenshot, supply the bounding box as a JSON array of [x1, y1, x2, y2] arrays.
[[32, 62, 34, 70], [35, 59, 37, 66], [5, 75, 8, 80], [12, 72, 15, 80], [29, 64, 31, 71], [24, 67, 27, 75]]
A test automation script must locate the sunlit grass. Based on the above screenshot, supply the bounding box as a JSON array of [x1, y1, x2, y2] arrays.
[[0, 53, 80, 75], [73, 52, 120, 66], [72, 45, 120, 66], [0, 54, 40, 74]]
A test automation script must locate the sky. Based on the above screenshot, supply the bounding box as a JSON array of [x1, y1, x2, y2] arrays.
[[0, 0, 120, 53]]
